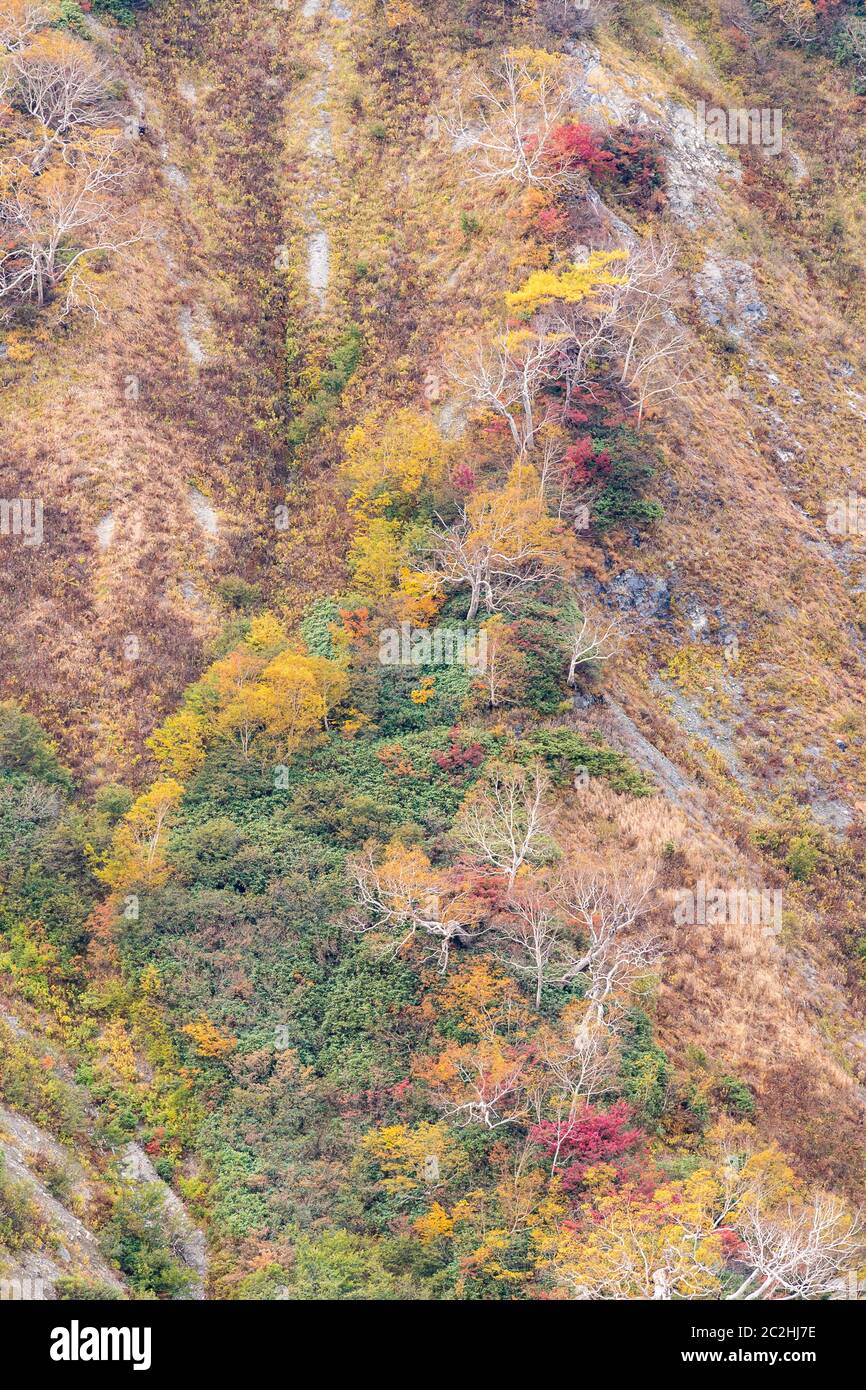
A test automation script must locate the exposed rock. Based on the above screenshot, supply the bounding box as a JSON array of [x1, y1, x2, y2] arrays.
[[121, 1144, 207, 1300], [95, 511, 115, 551], [164, 163, 190, 193], [178, 305, 212, 365], [606, 568, 672, 621], [660, 11, 704, 67], [0, 1106, 124, 1295], [564, 45, 740, 228], [188, 485, 219, 551], [694, 256, 768, 339], [308, 228, 330, 305]]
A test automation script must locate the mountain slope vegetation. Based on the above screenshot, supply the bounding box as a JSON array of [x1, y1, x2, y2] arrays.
[[2, 0, 866, 1302]]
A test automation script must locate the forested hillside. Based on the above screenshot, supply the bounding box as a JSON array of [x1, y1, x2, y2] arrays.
[[2, 0, 866, 1304]]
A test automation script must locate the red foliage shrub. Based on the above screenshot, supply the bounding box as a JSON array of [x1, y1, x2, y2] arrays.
[[530, 1101, 644, 1191], [546, 122, 616, 181], [449, 863, 510, 915], [535, 203, 570, 241], [565, 436, 612, 487], [434, 731, 487, 775], [452, 463, 477, 493]]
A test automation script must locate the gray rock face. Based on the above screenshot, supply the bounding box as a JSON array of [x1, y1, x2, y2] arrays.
[[693, 256, 768, 339], [664, 102, 742, 226], [563, 45, 740, 228], [606, 569, 672, 621], [660, 11, 703, 67]]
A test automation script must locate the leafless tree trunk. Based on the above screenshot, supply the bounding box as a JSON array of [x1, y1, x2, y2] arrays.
[[440, 50, 575, 191], [0, 0, 56, 52], [560, 597, 625, 684], [6, 33, 113, 170], [350, 850, 476, 974], [727, 1197, 864, 1300], [425, 491, 566, 621], [610, 236, 693, 424], [457, 763, 551, 897], [557, 870, 658, 1024], [496, 886, 563, 1007], [0, 138, 140, 319], [447, 325, 560, 455]]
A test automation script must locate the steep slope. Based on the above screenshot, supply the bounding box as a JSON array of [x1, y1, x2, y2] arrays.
[[2, 0, 866, 1301]]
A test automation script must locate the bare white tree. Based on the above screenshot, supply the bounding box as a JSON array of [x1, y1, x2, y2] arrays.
[[840, 16, 866, 78], [0, 0, 56, 53], [457, 763, 552, 897], [350, 849, 476, 974], [728, 1197, 864, 1301], [540, 0, 620, 37], [440, 1046, 531, 1131], [495, 887, 565, 1007], [447, 325, 560, 455], [6, 33, 113, 170], [545, 295, 620, 415], [761, 0, 818, 46], [536, 433, 570, 519], [426, 489, 566, 622], [542, 1135, 864, 1300], [440, 50, 574, 190], [546, 1014, 621, 1108], [534, 1017, 622, 1172], [558, 871, 658, 1024], [559, 596, 625, 685], [611, 236, 693, 424], [0, 139, 140, 316], [449, 240, 692, 441]]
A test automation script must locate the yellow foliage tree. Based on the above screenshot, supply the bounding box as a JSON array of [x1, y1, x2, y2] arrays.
[[534, 1141, 862, 1301], [99, 1018, 138, 1085], [209, 646, 267, 707], [395, 567, 445, 627], [359, 1122, 467, 1196], [433, 958, 530, 1041], [182, 1014, 237, 1060], [414, 1202, 455, 1243], [348, 517, 406, 600], [145, 710, 207, 781], [99, 779, 184, 890], [215, 682, 273, 756], [534, 1169, 727, 1299], [428, 461, 572, 619], [244, 612, 289, 654], [190, 634, 348, 758], [505, 249, 628, 316], [340, 407, 452, 516], [208, 647, 268, 753], [256, 650, 349, 751]]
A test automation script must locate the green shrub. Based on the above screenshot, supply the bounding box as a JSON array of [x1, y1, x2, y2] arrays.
[[102, 1184, 194, 1299], [590, 428, 664, 533], [715, 1073, 756, 1119], [300, 597, 342, 659], [619, 1008, 671, 1125], [785, 835, 819, 882], [286, 323, 364, 449], [515, 728, 652, 796], [216, 577, 262, 612], [0, 702, 72, 788], [55, 1276, 124, 1300]]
